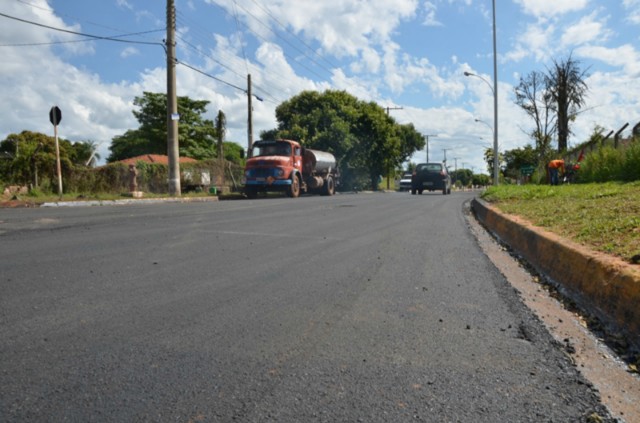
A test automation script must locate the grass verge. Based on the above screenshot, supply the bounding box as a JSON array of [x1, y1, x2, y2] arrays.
[[481, 182, 640, 264]]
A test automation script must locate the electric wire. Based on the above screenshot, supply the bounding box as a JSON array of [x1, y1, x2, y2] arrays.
[[175, 34, 284, 104], [14, 0, 164, 42], [0, 11, 165, 47], [227, 0, 335, 80], [175, 10, 301, 92], [247, 0, 339, 71], [175, 11, 289, 103], [231, 0, 250, 76]]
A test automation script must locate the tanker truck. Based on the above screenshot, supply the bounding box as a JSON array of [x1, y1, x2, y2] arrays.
[[243, 139, 339, 198]]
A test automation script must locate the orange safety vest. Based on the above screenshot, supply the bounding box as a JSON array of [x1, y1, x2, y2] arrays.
[[548, 160, 565, 170]]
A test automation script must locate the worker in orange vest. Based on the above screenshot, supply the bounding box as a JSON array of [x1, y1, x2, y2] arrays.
[[548, 159, 565, 185]]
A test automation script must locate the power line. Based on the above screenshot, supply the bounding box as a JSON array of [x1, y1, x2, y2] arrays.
[[230, 0, 335, 79], [174, 11, 291, 104], [0, 28, 165, 47], [0, 11, 165, 47], [247, 0, 338, 71], [175, 34, 283, 104], [176, 58, 278, 105], [15, 0, 163, 39]]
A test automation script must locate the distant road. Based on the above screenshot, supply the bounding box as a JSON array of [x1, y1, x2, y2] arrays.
[[0, 192, 610, 422]]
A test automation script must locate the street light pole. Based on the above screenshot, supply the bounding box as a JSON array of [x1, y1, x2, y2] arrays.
[[491, 0, 499, 185], [463, 0, 499, 185]]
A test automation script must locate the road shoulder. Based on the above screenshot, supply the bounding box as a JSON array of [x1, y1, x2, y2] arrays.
[[468, 198, 640, 422]]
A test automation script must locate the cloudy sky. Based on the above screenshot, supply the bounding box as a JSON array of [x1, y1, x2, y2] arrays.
[[1, 0, 639, 173]]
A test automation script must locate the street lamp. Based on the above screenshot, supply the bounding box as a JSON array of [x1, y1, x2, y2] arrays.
[[474, 118, 493, 135], [464, 0, 498, 185]]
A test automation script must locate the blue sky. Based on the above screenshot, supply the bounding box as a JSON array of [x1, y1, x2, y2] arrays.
[[1, 0, 639, 173]]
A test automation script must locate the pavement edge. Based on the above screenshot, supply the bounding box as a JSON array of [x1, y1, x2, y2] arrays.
[[471, 197, 640, 350]]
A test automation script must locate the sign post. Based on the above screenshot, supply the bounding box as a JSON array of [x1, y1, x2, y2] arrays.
[[49, 106, 63, 197]]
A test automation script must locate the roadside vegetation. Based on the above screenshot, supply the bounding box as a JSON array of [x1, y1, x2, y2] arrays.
[[481, 182, 640, 264]]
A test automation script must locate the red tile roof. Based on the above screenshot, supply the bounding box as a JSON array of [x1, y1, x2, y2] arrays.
[[118, 154, 198, 165]]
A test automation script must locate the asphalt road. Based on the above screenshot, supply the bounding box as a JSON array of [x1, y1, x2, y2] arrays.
[[0, 192, 612, 422]]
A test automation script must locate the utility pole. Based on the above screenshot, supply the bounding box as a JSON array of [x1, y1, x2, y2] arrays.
[[166, 0, 181, 196], [424, 134, 437, 162], [247, 74, 253, 158], [453, 157, 460, 185]]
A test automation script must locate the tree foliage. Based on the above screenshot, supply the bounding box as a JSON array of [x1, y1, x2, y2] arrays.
[[483, 147, 505, 182], [263, 90, 425, 190], [0, 130, 98, 187], [502, 145, 538, 180], [107, 92, 219, 162]]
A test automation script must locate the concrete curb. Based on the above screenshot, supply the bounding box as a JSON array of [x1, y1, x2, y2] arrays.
[[471, 197, 640, 349], [41, 196, 219, 207]]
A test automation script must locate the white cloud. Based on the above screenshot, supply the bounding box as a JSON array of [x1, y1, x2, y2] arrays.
[[506, 22, 557, 63], [514, 0, 589, 19], [623, 0, 640, 24], [423, 1, 442, 27], [120, 46, 139, 58], [572, 70, 640, 144], [576, 44, 640, 77], [560, 11, 611, 48]]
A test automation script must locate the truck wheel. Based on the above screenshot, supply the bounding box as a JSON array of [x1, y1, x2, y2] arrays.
[[323, 176, 335, 196], [411, 189, 416, 195], [287, 175, 300, 198]]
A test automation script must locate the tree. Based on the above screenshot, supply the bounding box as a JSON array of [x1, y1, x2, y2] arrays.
[[483, 147, 504, 182], [514, 71, 555, 156], [0, 131, 74, 187], [452, 168, 473, 187], [502, 145, 538, 180], [546, 54, 589, 152], [70, 140, 101, 167], [107, 92, 218, 162], [267, 90, 424, 190]]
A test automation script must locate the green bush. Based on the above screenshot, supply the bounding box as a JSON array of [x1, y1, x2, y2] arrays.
[[579, 146, 623, 182], [621, 140, 640, 181]]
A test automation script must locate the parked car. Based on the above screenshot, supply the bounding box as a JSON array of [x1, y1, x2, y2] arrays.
[[399, 172, 412, 191], [411, 162, 451, 195]]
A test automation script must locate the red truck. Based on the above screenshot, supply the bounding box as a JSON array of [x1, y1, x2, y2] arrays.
[[243, 139, 339, 198]]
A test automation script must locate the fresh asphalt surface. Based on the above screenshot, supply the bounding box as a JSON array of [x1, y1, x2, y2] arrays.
[[0, 191, 611, 422]]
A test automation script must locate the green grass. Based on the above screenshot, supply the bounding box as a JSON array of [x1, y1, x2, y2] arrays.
[[481, 182, 640, 263]]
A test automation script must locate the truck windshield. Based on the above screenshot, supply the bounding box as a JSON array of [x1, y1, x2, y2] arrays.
[[253, 141, 291, 157]]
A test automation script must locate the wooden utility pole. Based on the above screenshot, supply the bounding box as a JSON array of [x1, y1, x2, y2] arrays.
[[247, 74, 253, 158], [166, 0, 181, 196]]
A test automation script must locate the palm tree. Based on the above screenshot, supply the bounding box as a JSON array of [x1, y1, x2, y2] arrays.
[[546, 54, 589, 152]]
